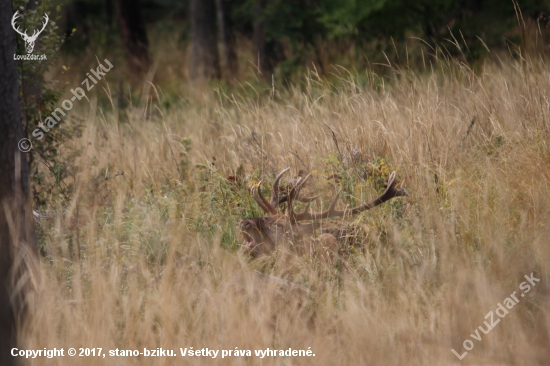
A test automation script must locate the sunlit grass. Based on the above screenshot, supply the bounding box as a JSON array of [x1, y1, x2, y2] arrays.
[[25, 52, 550, 365]]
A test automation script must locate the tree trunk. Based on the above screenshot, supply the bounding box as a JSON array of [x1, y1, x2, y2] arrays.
[[190, 0, 221, 80], [18, 0, 41, 139], [215, 0, 238, 80], [0, 1, 37, 365], [253, 0, 276, 77], [114, 0, 151, 76]]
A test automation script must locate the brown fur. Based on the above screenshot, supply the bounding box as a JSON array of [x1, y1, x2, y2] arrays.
[[238, 169, 406, 262]]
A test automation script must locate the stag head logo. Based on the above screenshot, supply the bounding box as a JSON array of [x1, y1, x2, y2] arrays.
[[11, 11, 49, 54]]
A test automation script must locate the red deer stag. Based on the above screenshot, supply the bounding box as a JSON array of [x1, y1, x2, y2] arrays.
[[239, 168, 407, 259]]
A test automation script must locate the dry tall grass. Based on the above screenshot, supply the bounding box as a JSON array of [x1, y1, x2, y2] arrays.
[[21, 53, 550, 365]]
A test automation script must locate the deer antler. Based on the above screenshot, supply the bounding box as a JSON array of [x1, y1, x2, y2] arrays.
[[241, 167, 407, 258], [293, 171, 407, 221], [39, 13, 49, 34], [251, 168, 319, 217], [11, 11, 49, 53], [11, 11, 27, 38], [26, 13, 49, 41]]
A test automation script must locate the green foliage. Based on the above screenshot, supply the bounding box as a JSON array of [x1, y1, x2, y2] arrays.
[[233, 0, 550, 70], [49, 0, 550, 85], [14, 0, 64, 130], [14, 0, 86, 206], [358, 0, 550, 60], [318, 0, 387, 38], [231, 0, 390, 72]]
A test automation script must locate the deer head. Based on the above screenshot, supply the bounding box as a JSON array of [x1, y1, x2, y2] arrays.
[[238, 168, 407, 257], [12, 11, 49, 54]]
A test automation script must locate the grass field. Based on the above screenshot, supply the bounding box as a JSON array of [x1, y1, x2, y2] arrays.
[[21, 51, 550, 365]]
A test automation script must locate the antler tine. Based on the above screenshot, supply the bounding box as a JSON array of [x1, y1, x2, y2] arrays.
[[252, 169, 318, 217], [297, 192, 328, 216], [276, 194, 320, 205], [40, 13, 49, 32], [267, 168, 320, 206], [270, 167, 290, 208], [11, 11, 27, 36], [28, 13, 49, 40], [294, 188, 341, 221], [287, 173, 312, 220], [275, 193, 321, 207], [295, 194, 321, 203], [289, 173, 311, 201], [251, 182, 276, 216], [295, 171, 406, 221]]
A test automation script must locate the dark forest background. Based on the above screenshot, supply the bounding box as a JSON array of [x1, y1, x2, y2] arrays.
[[53, 0, 550, 84], [3, 2, 550, 364]]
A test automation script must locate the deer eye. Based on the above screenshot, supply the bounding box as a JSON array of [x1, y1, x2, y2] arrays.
[[239, 220, 255, 230]]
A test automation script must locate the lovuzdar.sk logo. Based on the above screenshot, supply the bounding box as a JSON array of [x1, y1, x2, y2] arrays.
[[12, 10, 48, 61]]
